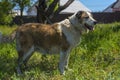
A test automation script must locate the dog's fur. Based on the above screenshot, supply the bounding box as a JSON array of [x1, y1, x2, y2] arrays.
[[0, 11, 97, 75]]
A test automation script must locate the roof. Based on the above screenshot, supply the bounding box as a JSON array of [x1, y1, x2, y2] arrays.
[[103, 0, 120, 12], [60, 0, 91, 14], [113, 0, 120, 8], [103, 3, 113, 12]]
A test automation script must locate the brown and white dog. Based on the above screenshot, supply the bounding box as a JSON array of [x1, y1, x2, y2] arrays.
[[0, 11, 97, 75]]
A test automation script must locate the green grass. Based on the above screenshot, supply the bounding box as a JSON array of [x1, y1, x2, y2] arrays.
[[0, 22, 120, 80]]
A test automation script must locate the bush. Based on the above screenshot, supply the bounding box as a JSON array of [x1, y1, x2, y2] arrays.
[[0, 14, 13, 25], [0, 0, 14, 25]]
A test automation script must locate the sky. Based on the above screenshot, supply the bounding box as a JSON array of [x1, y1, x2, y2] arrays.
[[80, 0, 116, 12]]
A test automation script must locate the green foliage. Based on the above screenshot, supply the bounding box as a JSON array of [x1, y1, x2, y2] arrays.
[[0, 22, 120, 79], [0, 0, 14, 24], [47, 0, 58, 12]]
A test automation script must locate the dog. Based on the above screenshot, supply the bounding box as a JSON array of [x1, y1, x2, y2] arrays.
[[0, 11, 97, 75]]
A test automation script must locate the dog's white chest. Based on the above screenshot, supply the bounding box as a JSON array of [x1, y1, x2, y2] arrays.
[[62, 26, 81, 47]]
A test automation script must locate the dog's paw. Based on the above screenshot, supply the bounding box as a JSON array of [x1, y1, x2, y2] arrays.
[[65, 67, 73, 72], [16, 67, 23, 76], [67, 68, 74, 72], [60, 71, 65, 75]]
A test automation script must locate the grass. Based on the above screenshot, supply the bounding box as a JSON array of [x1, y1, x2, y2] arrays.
[[0, 22, 120, 80]]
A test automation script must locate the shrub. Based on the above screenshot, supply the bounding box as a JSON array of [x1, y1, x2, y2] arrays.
[[0, 0, 14, 25]]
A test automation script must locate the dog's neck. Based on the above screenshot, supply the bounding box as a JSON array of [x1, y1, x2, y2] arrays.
[[68, 15, 87, 34], [68, 15, 80, 27]]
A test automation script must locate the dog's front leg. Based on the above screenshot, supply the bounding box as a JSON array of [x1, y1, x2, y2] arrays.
[[64, 53, 70, 70], [62, 48, 71, 70], [59, 51, 68, 75], [64, 51, 73, 73]]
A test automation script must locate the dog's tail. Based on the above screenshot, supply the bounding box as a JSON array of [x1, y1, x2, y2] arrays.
[[0, 30, 16, 43]]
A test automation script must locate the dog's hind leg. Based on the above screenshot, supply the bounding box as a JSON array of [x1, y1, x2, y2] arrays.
[[22, 46, 34, 66], [16, 35, 34, 75], [16, 46, 34, 75], [15, 33, 35, 75]]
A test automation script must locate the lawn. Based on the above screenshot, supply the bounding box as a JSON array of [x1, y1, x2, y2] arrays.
[[0, 22, 120, 80]]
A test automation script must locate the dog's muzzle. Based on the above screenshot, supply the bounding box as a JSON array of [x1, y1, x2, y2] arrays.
[[84, 21, 97, 31]]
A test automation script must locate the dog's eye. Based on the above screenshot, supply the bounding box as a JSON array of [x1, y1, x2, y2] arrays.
[[84, 17, 89, 19]]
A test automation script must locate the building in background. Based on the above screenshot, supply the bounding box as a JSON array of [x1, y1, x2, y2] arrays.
[[103, 0, 120, 12], [10, 9, 21, 16], [27, 0, 91, 16]]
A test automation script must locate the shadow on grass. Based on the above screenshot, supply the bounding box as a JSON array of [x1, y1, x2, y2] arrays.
[[22, 54, 59, 74]]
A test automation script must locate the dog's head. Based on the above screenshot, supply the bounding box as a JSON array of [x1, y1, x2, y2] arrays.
[[75, 11, 97, 31]]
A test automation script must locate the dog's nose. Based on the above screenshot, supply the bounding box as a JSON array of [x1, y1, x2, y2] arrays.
[[94, 21, 97, 25]]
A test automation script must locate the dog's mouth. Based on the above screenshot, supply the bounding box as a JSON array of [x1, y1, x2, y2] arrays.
[[84, 23, 94, 31]]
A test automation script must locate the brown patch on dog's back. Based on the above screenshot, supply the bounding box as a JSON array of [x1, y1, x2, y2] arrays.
[[17, 23, 70, 53]]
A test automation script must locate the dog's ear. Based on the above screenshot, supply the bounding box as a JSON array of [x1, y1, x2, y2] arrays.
[[75, 11, 83, 19]]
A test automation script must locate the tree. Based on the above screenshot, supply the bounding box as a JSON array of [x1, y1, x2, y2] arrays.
[[0, 0, 15, 25], [36, 0, 74, 23], [13, 0, 31, 17]]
